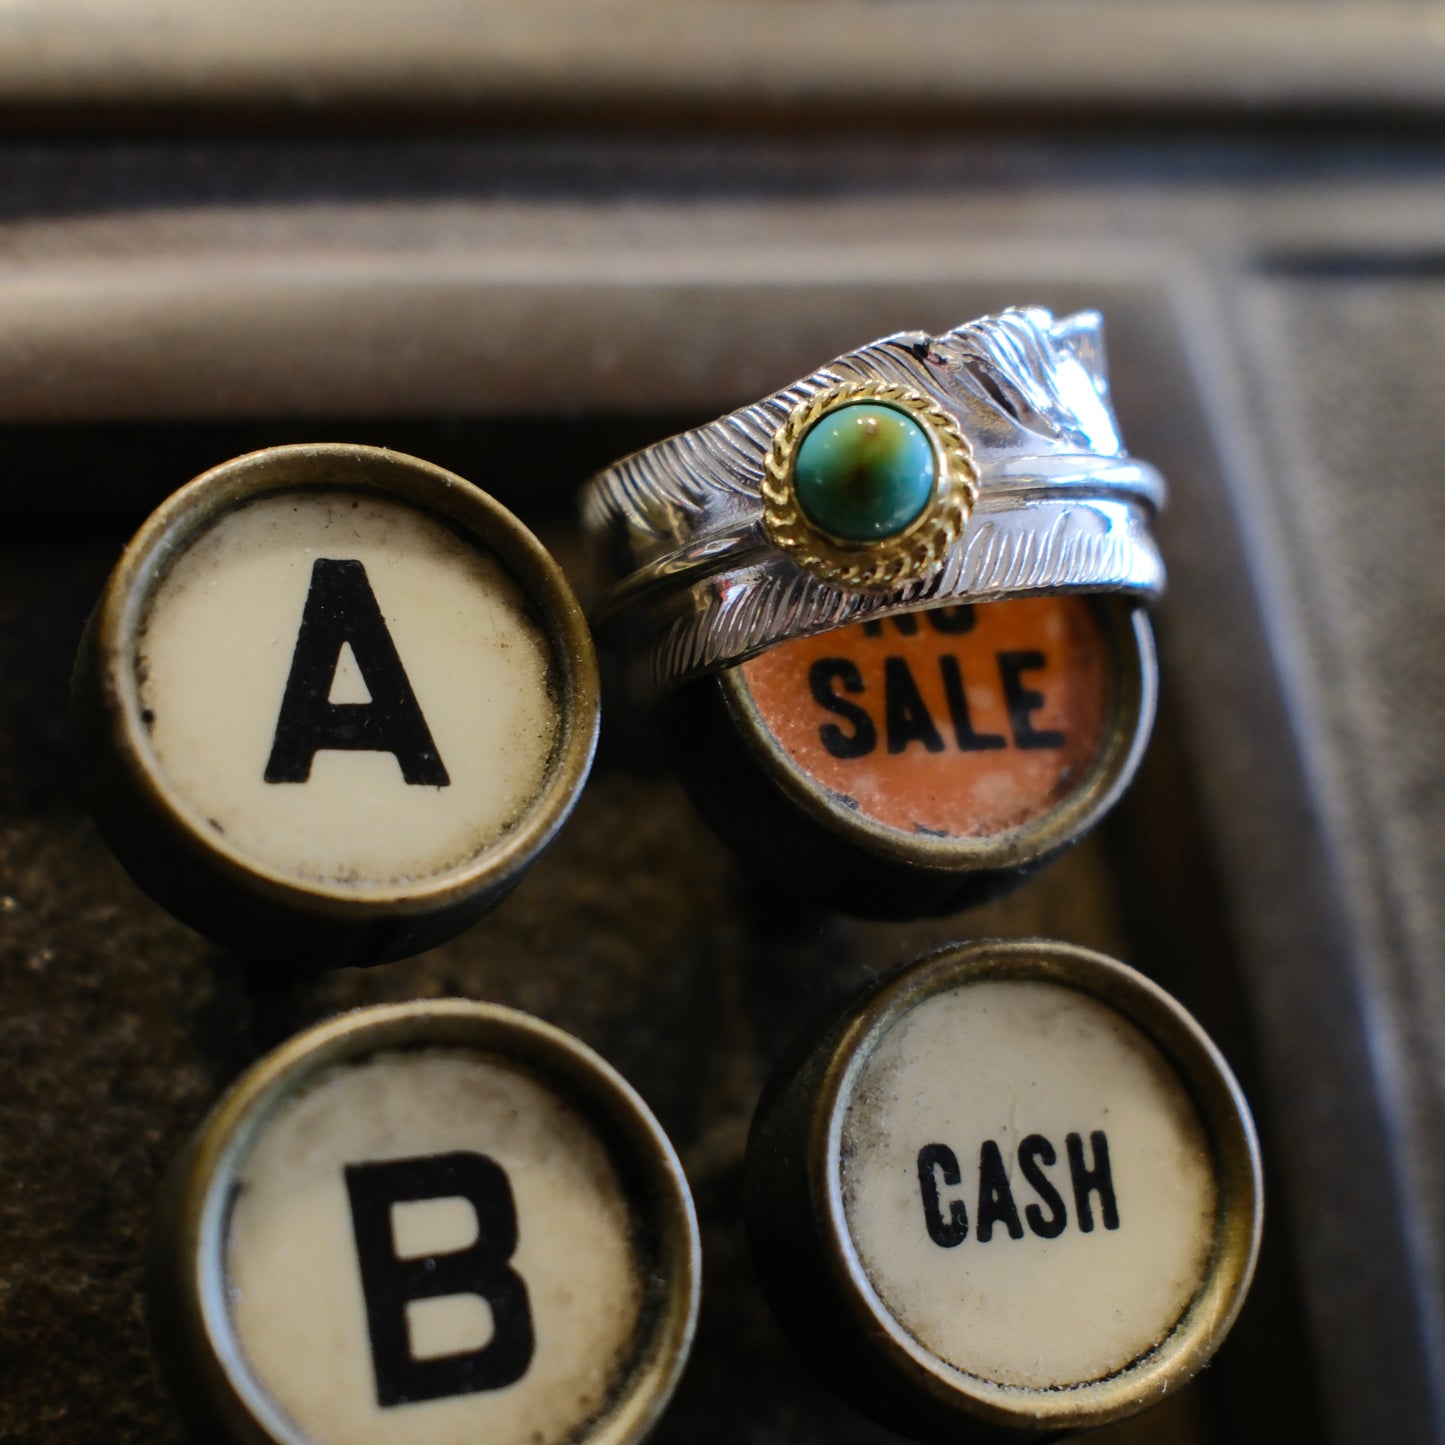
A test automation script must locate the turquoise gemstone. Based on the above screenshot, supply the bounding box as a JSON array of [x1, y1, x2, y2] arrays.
[[793, 403, 936, 542]]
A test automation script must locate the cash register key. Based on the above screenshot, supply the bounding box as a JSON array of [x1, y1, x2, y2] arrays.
[[745, 939, 1262, 1441], [70, 444, 599, 967], [659, 597, 1154, 918], [148, 1000, 700, 1445]]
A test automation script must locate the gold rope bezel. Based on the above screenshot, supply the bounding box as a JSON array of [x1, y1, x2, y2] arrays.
[[761, 381, 977, 591]]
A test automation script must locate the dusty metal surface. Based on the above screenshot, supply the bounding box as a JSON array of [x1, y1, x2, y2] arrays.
[[0, 2, 1438, 126]]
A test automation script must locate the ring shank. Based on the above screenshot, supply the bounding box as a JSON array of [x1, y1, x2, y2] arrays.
[[581, 307, 1167, 694]]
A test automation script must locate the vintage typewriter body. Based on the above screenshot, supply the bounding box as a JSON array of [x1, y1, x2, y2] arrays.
[[1, 6, 1442, 1442]]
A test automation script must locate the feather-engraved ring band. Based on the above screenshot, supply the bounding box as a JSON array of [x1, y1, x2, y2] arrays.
[[582, 306, 1166, 695]]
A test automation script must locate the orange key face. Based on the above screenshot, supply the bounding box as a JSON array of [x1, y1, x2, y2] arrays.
[[737, 597, 1113, 843]]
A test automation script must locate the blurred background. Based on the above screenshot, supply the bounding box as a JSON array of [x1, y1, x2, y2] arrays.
[[0, 4, 1442, 1442]]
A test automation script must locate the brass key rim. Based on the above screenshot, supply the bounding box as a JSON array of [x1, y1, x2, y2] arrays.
[[85, 442, 600, 922], [148, 999, 701, 1445], [749, 938, 1262, 1438], [820, 940, 1260, 1432]]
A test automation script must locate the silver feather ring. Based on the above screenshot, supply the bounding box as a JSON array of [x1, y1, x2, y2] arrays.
[[582, 306, 1166, 694]]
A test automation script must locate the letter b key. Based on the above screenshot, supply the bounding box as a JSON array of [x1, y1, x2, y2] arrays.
[[146, 1002, 699, 1445], [344, 1153, 534, 1407]]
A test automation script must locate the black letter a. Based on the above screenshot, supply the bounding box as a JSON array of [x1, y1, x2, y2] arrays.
[[265, 558, 450, 786], [344, 1152, 535, 1407]]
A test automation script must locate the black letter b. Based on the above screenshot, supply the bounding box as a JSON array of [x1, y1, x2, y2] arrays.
[[344, 1151, 534, 1408]]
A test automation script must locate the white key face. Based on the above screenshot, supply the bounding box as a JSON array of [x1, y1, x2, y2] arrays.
[[135, 491, 558, 892], [839, 979, 1217, 1390], [221, 1048, 643, 1445]]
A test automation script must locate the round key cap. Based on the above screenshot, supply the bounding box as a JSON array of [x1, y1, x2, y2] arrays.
[[658, 598, 1154, 918], [746, 939, 1261, 1440], [149, 1000, 699, 1445], [71, 445, 598, 966]]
